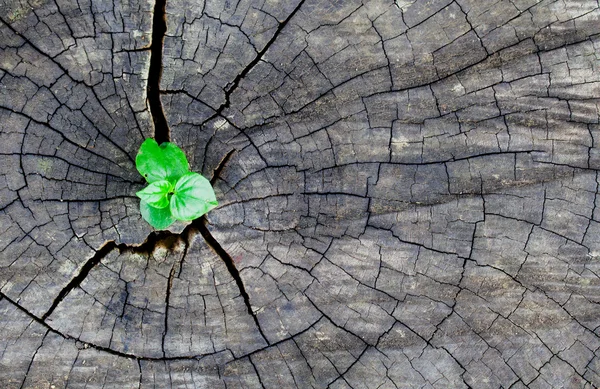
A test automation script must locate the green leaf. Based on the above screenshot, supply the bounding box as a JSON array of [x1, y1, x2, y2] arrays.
[[135, 180, 172, 209], [136, 138, 189, 184], [170, 172, 218, 221], [140, 200, 176, 229]]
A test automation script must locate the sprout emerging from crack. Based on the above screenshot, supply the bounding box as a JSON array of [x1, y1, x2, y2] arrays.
[[135, 139, 218, 229]]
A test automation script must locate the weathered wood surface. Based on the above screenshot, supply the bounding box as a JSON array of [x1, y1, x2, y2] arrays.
[[1, 0, 600, 387]]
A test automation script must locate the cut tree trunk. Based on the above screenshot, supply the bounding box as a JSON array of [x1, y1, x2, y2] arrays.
[[1, 0, 600, 387]]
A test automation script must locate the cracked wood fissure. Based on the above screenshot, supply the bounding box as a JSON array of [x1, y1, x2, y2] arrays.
[[196, 217, 268, 342], [41, 241, 117, 320], [201, 0, 307, 126], [42, 229, 185, 321], [148, 0, 169, 144]]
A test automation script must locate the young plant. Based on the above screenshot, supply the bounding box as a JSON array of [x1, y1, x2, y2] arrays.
[[135, 139, 218, 229]]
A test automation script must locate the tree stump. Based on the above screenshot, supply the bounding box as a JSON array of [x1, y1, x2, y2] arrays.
[[1, 0, 599, 387]]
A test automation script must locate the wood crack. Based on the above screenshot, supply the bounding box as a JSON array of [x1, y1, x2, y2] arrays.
[[148, 0, 169, 144], [195, 217, 269, 343], [41, 241, 117, 320], [42, 230, 187, 320]]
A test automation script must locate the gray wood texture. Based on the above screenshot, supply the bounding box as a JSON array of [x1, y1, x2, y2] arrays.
[[1, 0, 599, 387]]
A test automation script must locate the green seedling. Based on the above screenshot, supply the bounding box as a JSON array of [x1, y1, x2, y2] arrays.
[[135, 139, 218, 229]]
